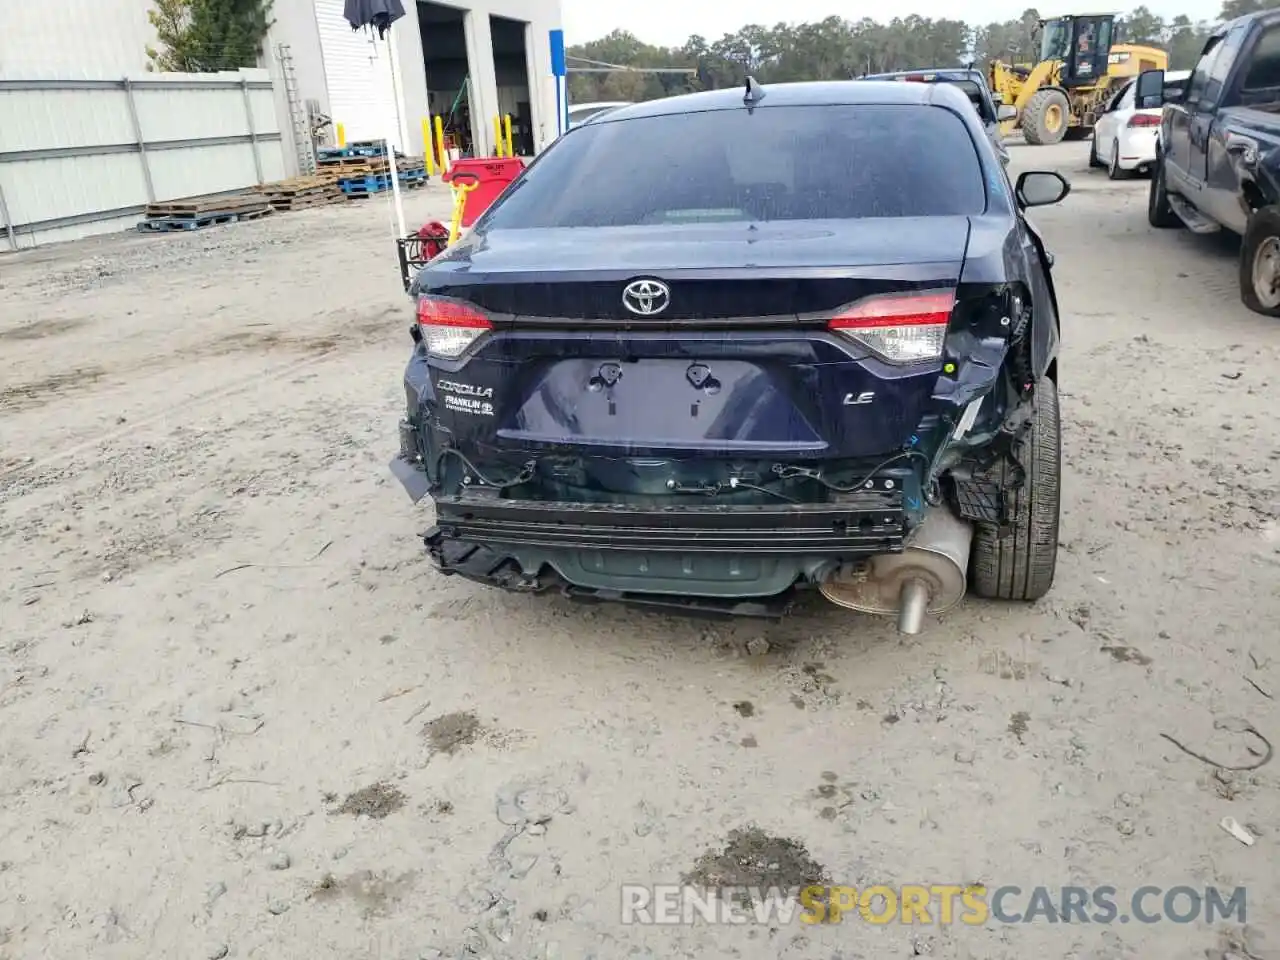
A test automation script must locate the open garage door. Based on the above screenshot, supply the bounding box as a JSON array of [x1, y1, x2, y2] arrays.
[[419, 1, 475, 157], [491, 15, 533, 156], [314, 0, 403, 149]]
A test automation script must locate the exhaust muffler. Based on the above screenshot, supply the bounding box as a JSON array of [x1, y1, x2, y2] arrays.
[[819, 507, 973, 635]]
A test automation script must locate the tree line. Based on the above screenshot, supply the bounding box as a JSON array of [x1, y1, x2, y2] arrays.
[[567, 0, 1280, 104], [145, 0, 274, 73]]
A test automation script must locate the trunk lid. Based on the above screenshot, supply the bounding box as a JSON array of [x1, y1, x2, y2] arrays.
[[426, 219, 970, 321], [417, 218, 971, 461]]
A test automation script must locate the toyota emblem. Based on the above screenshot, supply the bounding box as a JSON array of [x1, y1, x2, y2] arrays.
[[622, 279, 670, 316]]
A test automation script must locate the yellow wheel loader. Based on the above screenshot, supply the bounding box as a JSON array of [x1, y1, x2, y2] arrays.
[[988, 13, 1168, 145]]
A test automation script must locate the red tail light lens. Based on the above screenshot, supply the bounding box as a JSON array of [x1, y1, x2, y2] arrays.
[[828, 290, 955, 364], [416, 295, 492, 358], [1127, 114, 1161, 128]]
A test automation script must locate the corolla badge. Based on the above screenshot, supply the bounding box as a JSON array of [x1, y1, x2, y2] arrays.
[[622, 279, 670, 316]]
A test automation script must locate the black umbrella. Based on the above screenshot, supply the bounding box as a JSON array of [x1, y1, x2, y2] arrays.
[[344, 0, 405, 38]]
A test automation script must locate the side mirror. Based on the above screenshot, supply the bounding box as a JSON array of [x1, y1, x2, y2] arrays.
[[1015, 170, 1071, 209], [1135, 69, 1166, 110], [997, 103, 1018, 122]]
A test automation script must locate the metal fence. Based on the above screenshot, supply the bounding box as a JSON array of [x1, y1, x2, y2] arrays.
[[0, 68, 287, 249]]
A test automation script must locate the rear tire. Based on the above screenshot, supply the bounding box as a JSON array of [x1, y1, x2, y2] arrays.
[[1239, 205, 1280, 317], [1107, 140, 1129, 180], [1022, 89, 1070, 146], [969, 379, 1061, 602], [1148, 159, 1181, 228]]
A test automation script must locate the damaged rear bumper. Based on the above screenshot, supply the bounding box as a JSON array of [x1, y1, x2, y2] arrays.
[[425, 538, 801, 618], [389, 418, 432, 503], [390, 454, 432, 503], [416, 489, 907, 612]]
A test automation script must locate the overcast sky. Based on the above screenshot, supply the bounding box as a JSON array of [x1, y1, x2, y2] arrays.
[[562, 0, 1226, 46]]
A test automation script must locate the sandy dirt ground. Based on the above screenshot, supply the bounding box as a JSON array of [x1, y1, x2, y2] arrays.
[[1, 142, 1278, 960]]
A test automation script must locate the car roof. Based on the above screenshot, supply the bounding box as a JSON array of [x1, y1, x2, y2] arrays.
[[598, 80, 973, 125], [1223, 7, 1280, 33], [860, 68, 986, 84]]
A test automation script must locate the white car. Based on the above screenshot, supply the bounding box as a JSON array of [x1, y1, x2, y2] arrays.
[[1090, 70, 1190, 179]]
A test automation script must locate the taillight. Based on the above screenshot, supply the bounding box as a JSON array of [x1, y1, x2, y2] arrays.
[[1127, 114, 1160, 128], [416, 295, 492, 358], [828, 290, 955, 364]]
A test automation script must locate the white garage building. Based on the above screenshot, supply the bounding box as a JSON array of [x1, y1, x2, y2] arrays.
[[2, 0, 563, 170], [271, 0, 563, 169], [0, 0, 562, 244]]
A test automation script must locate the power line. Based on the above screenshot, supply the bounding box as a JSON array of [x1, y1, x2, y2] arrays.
[[566, 54, 696, 74], [566, 55, 625, 68], [568, 67, 698, 74]]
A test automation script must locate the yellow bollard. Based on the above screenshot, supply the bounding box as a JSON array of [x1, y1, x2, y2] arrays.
[[492, 116, 503, 156], [448, 180, 479, 246], [422, 117, 435, 176], [434, 115, 448, 172], [504, 114, 514, 157], [335, 123, 346, 147]]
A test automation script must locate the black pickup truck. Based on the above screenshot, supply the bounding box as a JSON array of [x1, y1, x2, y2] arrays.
[[1136, 10, 1280, 316]]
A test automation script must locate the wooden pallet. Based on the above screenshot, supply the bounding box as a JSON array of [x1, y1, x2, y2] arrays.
[[317, 154, 426, 174], [255, 175, 352, 211], [264, 184, 339, 199], [257, 175, 335, 195], [137, 207, 272, 232], [144, 192, 266, 217], [317, 156, 383, 172], [267, 189, 345, 211]]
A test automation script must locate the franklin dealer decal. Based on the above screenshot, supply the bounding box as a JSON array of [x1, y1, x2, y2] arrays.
[[436, 380, 495, 417]]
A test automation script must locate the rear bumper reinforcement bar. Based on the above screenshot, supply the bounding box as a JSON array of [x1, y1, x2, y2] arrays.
[[428, 493, 905, 555]]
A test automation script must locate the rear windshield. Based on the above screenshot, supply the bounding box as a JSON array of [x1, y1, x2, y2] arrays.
[[481, 104, 987, 229]]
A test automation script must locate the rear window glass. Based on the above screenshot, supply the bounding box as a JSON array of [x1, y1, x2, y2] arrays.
[[931, 80, 991, 119], [482, 104, 987, 228], [1242, 26, 1280, 90], [864, 77, 991, 119]]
